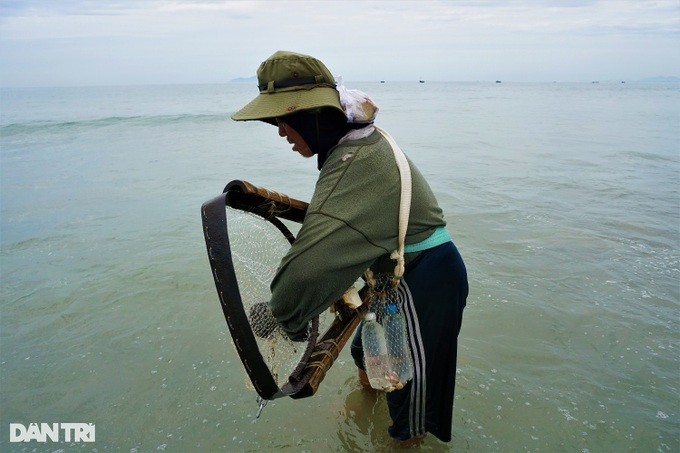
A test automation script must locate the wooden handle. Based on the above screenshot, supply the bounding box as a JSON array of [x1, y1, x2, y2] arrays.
[[289, 296, 368, 399], [224, 180, 308, 224]]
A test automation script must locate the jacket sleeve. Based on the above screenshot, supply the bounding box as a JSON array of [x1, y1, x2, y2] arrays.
[[268, 211, 387, 340]]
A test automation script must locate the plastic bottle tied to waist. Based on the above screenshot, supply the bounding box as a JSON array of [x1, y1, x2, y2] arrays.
[[382, 303, 414, 389], [361, 312, 393, 391]]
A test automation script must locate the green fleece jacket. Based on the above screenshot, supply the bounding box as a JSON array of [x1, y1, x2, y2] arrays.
[[269, 129, 445, 339]]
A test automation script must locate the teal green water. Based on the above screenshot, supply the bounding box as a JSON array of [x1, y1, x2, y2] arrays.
[[1, 82, 678, 451]]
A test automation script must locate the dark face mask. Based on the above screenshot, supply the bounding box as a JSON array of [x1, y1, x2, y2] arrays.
[[280, 109, 359, 169]]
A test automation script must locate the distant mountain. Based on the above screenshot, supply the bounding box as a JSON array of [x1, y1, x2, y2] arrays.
[[230, 76, 257, 83], [638, 76, 680, 83]]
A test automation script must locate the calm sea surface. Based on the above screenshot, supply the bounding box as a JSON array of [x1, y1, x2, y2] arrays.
[[1, 82, 678, 452]]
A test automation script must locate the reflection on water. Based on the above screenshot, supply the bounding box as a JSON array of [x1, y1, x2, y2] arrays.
[[337, 379, 453, 452]]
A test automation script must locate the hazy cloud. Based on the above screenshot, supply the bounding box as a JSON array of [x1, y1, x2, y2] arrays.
[[0, 0, 678, 86]]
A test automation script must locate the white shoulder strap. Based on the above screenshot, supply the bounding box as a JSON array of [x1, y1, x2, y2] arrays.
[[375, 126, 412, 280]]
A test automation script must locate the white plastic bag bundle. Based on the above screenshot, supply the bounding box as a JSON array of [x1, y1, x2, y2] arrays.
[[336, 76, 379, 124]]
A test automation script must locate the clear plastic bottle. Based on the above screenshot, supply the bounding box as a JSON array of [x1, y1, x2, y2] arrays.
[[383, 303, 413, 388], [361, 312, 392, 391]]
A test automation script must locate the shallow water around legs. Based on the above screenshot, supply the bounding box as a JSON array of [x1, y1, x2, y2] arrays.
[[1, 82, 678, 451]]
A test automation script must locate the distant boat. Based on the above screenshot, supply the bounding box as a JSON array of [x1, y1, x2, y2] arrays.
[[380, 80, 385, 83], [419, 80, 425, 83], [495, 80, 502, 83], [592, 81, 600, 84]]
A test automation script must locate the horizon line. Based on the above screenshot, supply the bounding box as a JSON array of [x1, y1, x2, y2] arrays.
[[2, 77, 679, 89]]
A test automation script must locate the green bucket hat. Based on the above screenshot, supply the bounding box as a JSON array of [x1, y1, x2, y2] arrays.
[[231, 50, 344, 122]]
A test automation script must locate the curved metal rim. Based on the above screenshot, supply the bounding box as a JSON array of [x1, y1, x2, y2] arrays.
[[201, 192, 321, 400]]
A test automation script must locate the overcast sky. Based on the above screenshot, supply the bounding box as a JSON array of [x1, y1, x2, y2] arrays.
[[0, 0, 678, 87]]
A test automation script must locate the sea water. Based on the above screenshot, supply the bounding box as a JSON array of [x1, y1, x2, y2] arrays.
[[1, 81, 678, 451]]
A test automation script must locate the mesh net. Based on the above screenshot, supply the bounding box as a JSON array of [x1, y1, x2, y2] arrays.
[[226, 207, 333, 391], [364, 274, 414, 391]]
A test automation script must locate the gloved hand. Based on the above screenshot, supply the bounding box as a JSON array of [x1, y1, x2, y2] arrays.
[[249, 302, 279, 339]]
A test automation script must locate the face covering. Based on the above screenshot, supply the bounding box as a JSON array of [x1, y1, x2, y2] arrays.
[[281, 109, 363, 169]]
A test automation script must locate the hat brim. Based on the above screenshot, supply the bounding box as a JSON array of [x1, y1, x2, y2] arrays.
[[231, 86, 344, 122]]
